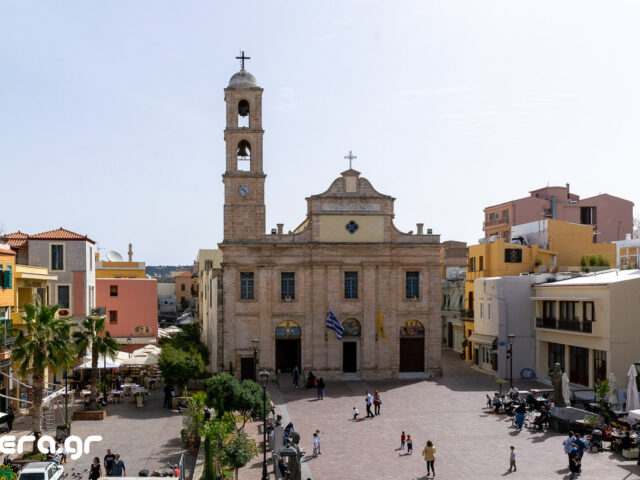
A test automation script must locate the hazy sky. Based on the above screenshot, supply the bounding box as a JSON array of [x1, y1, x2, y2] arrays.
[[2, 1, 639, 264]]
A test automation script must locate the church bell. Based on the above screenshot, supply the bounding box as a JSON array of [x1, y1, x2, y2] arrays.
[[237, 142, 250, 157]]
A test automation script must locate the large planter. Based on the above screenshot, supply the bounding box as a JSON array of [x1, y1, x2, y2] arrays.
[[73, 410, 107, 421], [622, 448, 639, 459]]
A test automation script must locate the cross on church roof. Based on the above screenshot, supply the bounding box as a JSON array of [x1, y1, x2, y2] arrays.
[[344, 150, 357, 170], [236, 50, 251, 69]]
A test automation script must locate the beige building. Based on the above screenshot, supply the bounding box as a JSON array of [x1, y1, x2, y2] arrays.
[[196, 249, 222, 370], [217, 62, 442, 380], [533, 269, 640, 389]]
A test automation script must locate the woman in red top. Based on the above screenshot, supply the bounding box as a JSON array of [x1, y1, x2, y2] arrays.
[[373, 390, 382, 415]]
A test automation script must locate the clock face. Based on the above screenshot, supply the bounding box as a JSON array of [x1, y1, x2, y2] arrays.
[[238, 185, 250, 197]]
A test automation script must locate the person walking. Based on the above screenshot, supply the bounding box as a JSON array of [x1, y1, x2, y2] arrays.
[[315, 430, 323, 455], [365, 391, 373, 418], [110, 454, 125, 477], [104, 449, 115, 476], [406, 435, 413, 454], [400, 431, 406, 450], [89, 457, 101, 480], [562, 431, 576, 469], [6, 408, 14, 432], [508, 446, 516, 472], [317, 378, 325, 400], [422, 440, 436, 477], [163, 385, 172, 409], [292, 366, 299, 388], [312, 433, 320, 458], [373, 390, 382, 415]]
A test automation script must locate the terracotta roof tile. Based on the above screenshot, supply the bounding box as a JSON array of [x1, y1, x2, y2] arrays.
[[4, 231, 29, 248], [28, 227, 95, 244], [0, 247, 17, 256]]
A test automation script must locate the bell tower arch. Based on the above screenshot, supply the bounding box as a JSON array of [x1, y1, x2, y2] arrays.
[[222, 52, 266, 241]]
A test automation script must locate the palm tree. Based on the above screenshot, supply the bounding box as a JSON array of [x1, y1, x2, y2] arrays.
[[73, 315, 120, 410], [11, 302, 76, 446]]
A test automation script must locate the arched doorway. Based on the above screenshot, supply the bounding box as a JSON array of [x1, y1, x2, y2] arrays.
[[275, 320, 301, 373], [399, 320, 425, 372], [342, 318, 361, 373]]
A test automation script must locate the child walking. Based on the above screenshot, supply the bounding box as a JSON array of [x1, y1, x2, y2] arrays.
[[400, 431, 406, 450], [508, 446, 516, 472], [312, 433, 320, 458], [353, 407, 359, 420], [407, 435, 413, 454], [315, 430, 322, 455]]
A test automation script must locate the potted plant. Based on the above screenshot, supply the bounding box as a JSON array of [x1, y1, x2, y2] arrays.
[[622, 447, 639, 459]]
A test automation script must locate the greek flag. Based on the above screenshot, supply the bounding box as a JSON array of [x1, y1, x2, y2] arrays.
[[326, 310, 345, 339]]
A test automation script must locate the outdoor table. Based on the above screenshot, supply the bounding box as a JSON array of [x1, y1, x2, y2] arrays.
[[81, 390, 91, 398], [111, 390, 123, 403]]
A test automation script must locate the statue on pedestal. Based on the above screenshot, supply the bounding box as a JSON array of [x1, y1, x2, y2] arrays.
[[550, 363, 566, 407]]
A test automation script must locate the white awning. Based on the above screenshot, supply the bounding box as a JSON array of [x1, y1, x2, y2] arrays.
[[468, 333, 497, 345], [628, 409, 640, 421]]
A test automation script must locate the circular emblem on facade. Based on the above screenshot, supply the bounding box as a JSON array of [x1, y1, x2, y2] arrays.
[[345, 220, 359, 234], [238, 185, 250, 197]]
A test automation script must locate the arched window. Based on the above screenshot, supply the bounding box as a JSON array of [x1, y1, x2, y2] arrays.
[[342, 318, 361, 337], [237, 140, 251, 171], [238, 100, 250, 128], [275, 320, 301, 337]]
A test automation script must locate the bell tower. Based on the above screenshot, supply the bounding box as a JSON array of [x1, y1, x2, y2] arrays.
[[222, 52, 266, 241]]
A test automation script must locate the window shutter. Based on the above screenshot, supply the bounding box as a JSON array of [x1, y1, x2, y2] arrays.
[[0, 270, 4, 288], [5, 269, 12, 289]]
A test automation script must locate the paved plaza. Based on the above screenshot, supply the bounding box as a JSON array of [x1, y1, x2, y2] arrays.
[[268, 351, 640, 480], [11, 390, 194, 478]]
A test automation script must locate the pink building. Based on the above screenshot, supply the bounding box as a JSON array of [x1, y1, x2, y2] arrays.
[[483, 184, 633, 243], [96, 278, 158, 352]]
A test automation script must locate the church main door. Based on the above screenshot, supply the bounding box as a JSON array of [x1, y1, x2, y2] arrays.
[[343, 342, 357, 372], [275, 320, 301, 373], [399, 320, 425, 372]]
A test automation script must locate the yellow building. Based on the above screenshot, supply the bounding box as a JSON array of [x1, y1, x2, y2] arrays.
[[10, 264, 58, 327], [0, 246, 16, 316], [463, 219, 616, 363]]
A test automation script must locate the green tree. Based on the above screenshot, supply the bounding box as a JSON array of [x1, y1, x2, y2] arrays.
[[158, 324, 210, 365], [11, 302, 76, 446], [202, 416, 234, 478], [236, 380, 269, 429], [73, 315, 121, 410], [224, 430, 258, 480], [204, 373, 241, 412], [158, 345, 204, 389]]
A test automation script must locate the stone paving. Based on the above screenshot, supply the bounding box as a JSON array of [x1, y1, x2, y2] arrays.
[[10, 390, 194, 478], [277, 351, 640, 480]]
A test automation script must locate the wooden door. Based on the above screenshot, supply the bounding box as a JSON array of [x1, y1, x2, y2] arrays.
[[343, 342, 357, 372], [240, 357, 255, 381], [399, 338, 424, 372]]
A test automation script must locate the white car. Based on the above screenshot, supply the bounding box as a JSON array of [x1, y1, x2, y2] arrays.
[[18, 462, 64, 480]]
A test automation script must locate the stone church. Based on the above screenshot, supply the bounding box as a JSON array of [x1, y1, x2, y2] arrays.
[[218, 60, 442, 380]]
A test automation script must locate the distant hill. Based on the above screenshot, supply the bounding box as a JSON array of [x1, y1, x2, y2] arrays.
[[146, 265, 193, 278]]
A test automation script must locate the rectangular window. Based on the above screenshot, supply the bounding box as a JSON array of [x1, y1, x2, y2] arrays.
[[583, 301, 595, 322], [487, 303, 491, 320], [468, 257, 476, 272], [480, 303, 483, 319], [593, 350, 607, 383], [344, 272, 358, 299], [109, 310, 118, 324], [580, 206, 597, 225], [110, 285, 118, 297], [51, 245, 64, 271], [548, 342, 565, 372], [281, 272, 295, 300], [181, 284, 185, 291], [406, 271, 419, 299], [560, 301, 576, 321], [89, 247, 93, 271], [502, 210, 509, 222], [504, 248, 522, 263], [57, 285, 70, 309], [479, 256, 484, 271], [240, 272, 254, 300], [543, 301, 556, 319]]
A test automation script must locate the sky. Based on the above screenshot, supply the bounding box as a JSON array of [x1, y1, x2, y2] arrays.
[[1, 1, 639, 264]]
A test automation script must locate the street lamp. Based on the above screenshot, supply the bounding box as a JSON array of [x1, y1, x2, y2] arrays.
[[252, 338, 260, 381], [259, 370, 270, 480], [507, 334, 515, 388], [127, 337, 132, 357]]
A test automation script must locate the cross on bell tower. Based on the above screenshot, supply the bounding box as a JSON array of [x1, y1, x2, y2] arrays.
[[344, 150, 357, 170], [236, 50, 250, 69]]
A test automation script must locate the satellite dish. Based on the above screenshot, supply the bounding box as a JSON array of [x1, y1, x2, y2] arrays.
[[106, 250, 124, 262]]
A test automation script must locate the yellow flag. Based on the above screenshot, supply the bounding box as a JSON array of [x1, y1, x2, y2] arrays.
[[377, 309, 388, 340]]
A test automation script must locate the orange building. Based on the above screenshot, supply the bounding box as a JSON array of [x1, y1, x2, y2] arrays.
[[175, 270, 196, 310]]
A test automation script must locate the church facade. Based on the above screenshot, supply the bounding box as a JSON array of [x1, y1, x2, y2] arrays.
[[218, 63, 442, 380]]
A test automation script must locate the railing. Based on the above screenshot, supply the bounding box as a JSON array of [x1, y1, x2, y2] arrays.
[[462, 309, 474, 319], [483, 218, 509, 228], [91, 307, 106, 316], [536, 317, 592, 333]]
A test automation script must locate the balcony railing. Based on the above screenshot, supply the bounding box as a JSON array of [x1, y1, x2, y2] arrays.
[[536, 317, 592, 333], [483, 218, 509, 228], [462, 309, 474, 320]]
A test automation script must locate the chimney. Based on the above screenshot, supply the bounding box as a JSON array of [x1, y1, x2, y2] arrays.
[[277, 223, 284, 239], [566, 183, 570, 196], [128, 243, 133, 262], [416, 223, 424, 235]]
